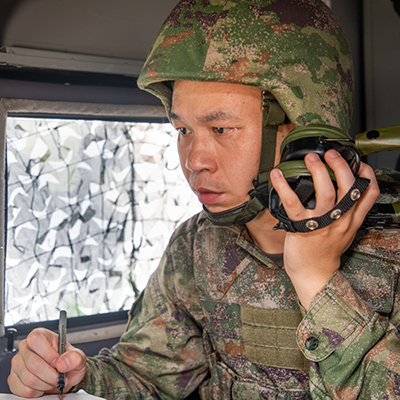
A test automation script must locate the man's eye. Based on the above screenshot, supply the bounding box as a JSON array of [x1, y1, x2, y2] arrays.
[[177, 127, 188, 135], [214, 127, 229, 134]]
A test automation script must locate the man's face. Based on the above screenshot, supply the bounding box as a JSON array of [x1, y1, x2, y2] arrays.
[[171, 80, 262, 213]]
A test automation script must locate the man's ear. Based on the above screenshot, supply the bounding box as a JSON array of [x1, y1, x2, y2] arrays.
[[274, 123, 297, 166]]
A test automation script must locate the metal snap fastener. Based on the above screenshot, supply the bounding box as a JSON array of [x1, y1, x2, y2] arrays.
[[330, 209, 342, 220], [350, 188, 361, 201], [306, 220, 318, 231], [305, 336, 319, 350]]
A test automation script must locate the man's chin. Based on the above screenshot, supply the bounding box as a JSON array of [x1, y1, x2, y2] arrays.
[[203, 202, 245, 214]]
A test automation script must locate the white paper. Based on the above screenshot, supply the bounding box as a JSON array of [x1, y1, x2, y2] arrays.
[[0, 389, 105, 400]]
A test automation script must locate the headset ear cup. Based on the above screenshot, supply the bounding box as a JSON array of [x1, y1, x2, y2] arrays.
[[280, 124, 353, 150], [269, 124, 360, 217], [336, 145, 361, 175], [268, 160, 335, 217]]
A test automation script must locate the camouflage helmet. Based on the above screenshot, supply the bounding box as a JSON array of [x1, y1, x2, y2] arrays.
[[138, 0, 353, 132], [137, 0, 354, 225]]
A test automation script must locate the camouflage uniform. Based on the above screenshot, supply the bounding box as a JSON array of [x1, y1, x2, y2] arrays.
[[74, 1, 400, 398], [77, 171, 400, 399]]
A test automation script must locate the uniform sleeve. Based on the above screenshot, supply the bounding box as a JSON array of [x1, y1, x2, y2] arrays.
[[297, 270, 400, 399], [75, 237, 209, 400]]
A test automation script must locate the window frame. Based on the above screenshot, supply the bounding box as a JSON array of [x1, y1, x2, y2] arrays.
[[0, 98, 168, 338]]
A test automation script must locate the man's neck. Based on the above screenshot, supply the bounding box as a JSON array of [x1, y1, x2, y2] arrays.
[[244, 123, 296, 254], [245, 209, 286, 254]]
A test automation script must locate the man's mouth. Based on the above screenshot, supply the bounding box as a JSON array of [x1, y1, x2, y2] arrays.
[[194, 188, 223, 206]]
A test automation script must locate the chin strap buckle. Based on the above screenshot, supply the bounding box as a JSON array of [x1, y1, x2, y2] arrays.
[[249, 179, 270, 208], [273, 177, 370, 233]]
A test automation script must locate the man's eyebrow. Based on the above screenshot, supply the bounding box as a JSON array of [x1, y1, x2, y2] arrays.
[[170, 110, 236, 123], [197, 110, 235, 123], [170, 111, 181, 121]]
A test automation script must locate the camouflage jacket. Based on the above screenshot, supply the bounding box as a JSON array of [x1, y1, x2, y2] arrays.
[[77, 188, 400, 399]]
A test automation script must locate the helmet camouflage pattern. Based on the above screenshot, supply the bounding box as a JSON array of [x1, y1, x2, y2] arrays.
[[138, 0, 354, 132]]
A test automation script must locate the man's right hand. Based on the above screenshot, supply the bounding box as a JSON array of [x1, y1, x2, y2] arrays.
[[7, 328, 87, 398]]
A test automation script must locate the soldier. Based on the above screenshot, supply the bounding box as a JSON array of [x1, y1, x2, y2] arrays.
[[8, 0, 400, 399]]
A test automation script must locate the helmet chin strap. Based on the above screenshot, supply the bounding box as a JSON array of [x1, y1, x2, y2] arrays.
[[203, 92, 286, 226]]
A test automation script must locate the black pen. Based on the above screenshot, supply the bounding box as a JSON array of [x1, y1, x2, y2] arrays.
[[57, 310, 67, 397]]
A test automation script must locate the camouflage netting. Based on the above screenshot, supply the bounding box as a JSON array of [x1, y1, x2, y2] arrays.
[[5, 117, 200, 325]]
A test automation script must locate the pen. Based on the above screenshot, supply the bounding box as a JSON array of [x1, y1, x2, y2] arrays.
[[57, 310, 67, 397]]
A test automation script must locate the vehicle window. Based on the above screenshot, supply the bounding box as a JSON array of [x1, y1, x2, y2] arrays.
[[4, 114, 200, 327]]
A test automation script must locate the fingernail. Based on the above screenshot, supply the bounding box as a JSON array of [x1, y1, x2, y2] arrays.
[[51, 358, 57, 368], [271, 169, 283, 178], [307, 153, 319, 162], [326, 150, 339, 158], [60, 357, 70, 371]]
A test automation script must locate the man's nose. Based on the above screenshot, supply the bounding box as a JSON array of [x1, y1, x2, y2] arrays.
[[185, 131, 217, 173]]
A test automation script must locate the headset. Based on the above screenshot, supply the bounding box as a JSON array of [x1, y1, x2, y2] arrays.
[[269, 124, 400, 231]]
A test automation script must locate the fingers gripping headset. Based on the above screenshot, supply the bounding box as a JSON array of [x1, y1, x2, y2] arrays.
[[268, 123, 400, 232]]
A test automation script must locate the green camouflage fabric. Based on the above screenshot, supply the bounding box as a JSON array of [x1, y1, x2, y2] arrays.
[[137, 0, 354, 133], [75, 171, 400, 399], [375, 168, 400, 204]]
